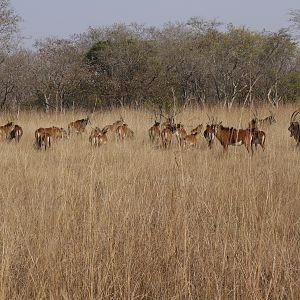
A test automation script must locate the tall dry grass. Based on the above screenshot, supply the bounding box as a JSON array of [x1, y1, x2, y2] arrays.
[[0, 105, 299, 299]]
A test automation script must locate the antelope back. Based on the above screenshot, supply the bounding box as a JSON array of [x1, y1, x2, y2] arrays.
[[0, 122, 15, 135]]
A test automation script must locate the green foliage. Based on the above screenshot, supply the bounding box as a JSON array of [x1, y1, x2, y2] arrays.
[[2, 20, 300, 110], [85, 40, 109, 62], [287, 72, 300, 101]]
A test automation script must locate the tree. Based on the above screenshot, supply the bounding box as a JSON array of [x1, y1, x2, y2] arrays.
[[290, 9, 300, 34], [33, 38, 89, 112], [85, 24, 156, 107], [0, 0, 21, 52]]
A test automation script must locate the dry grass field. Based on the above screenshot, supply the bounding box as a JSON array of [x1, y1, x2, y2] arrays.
[[0, 105, 299, 299]]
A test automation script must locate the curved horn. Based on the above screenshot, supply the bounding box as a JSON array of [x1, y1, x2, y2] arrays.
[[291, 110, 300, 122]]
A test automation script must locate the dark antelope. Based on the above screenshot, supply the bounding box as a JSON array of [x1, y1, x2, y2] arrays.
[[204, 124, 215, 149], [288, 109, 300, 147], [9, 124, 23, 142]]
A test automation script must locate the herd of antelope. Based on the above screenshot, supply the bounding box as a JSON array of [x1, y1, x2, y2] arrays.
[[0, 109, 300, 153]]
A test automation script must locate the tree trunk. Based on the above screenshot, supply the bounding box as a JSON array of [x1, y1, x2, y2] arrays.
[[44, 94, 50, 113]]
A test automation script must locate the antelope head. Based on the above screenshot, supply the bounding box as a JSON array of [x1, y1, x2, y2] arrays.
[[288, 109, 300, 136]]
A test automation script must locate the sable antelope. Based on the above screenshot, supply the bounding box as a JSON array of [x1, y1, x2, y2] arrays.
[[49, 126, 68, 140], [34, 127, 66, 147], [251, 129, 266, 151], [161, 116, 175, 130], [89, 127, 108, 146], [158, 102, 184, 149], [159, 113, 177, 150], [0, 122, 15, 140], [102, 117, 125, 132], [102, 117, 125, 140], [9, 124, 23, 142], [116, 123, 134, 141], [175, 123, 187, 147], [249, 110, 276, 130], [158, 103, 180, 130], [34, 128, 52, 150], [149, 121, 161, 144], [37, 132, 51, 150], [204, 125, 215, 149], [183, 124, 203, 147], [68, 116, 91, 136], [161, 124, 176, 149], [288, 109, 300, 146], [208, 122, 253, 154], [46, 127, 66, 140], [89, 126, 101, 139]]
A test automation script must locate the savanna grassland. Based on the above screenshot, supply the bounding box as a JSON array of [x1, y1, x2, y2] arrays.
[[0, 105, 299, 299]]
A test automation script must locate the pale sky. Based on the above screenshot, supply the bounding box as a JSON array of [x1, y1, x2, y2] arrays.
[[11, 0, 299, 48]]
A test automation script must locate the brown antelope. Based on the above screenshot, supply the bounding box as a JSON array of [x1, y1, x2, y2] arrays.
[[203, 124, 215, 149], [0, 122, 15, 140], [249, 110, 276, 130], [161, 116, 175, 130], [68, 116, 91, 136], [102, 117, 125, 132], [161, 124, 176, 149], [9, 124, 23, 142], [34, 128, 51, 150], [89, 127, 108, 146], [38, 132, 51, 150], [207, 122, 253, 154], [116, 123, 134, 141], [183, 124, 203, 147], [158, 103, 184, 149], [34, 127, 66, 147], [102, 117, 125, 140], [49, 127, 68, 140], [89, 126, 101, 139], [148, 121, 161, 144], [158, 104, 179, 130], [288, 110, 300, 147], [35, 127, 50, 145], [44, 127, 66, 140], [175, 123, 187, 147]]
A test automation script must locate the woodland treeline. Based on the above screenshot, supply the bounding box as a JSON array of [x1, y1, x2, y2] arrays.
[[1, 0, 300, 112]]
